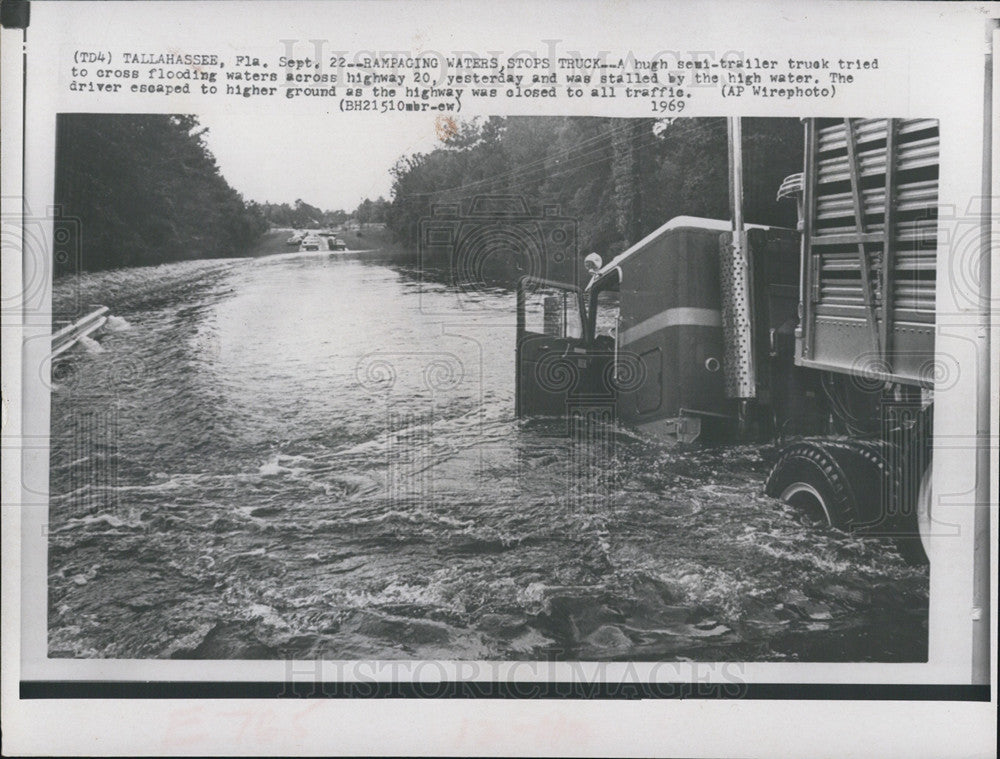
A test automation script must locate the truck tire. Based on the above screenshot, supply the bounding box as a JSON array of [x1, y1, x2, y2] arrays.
[[764, 441, 872, 529], [815, 438, 892, 530], [897, 464, 931, 566], [766, 439, 929, 565], [830, 438, 928, 565]]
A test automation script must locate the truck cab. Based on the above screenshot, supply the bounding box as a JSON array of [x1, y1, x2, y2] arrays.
[[516, 216, 806, 442]]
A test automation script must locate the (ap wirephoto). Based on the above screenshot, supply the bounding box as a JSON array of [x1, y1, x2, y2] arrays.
[[47, 114, 936, 662]]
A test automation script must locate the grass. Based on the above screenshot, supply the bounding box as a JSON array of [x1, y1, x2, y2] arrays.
[[342, 226, 412, 258], [247, 228, 299, 257]]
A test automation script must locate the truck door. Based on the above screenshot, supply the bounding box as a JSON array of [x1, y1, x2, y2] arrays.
[[515, 278, 591, 418]]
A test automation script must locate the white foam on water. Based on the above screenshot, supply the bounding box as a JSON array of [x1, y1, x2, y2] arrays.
[[52, 511, 145, 533], [515, 581, 550, 614], [78, 335, 104, 353], [257, 458, 285, 477], [340, 579, 462, 613], [743, 537, 889, 577], [257, 454, 312, 478], [77, 512, 125, 528], [104, 315, 131, 332], [246, 604, 289, 629]]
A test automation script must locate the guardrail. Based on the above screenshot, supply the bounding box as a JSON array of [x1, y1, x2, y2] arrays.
[[51, 306, 109, 358]]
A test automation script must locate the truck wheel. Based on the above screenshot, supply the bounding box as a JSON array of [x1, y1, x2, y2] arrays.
[[766, 440, 930, 565], [881, 404, 932, 565], [896, 464, 931, 566], [764, 441, 866, 529]]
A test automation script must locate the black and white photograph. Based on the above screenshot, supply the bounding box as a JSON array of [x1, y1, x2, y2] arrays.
[[46, 113, 936, 662], [2, 1, 995, 756]]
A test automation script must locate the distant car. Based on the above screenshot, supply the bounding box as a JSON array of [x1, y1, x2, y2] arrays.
[[300, 235, 322, 252], [332, 238, 347, 250], [286, 233, 303, 246]]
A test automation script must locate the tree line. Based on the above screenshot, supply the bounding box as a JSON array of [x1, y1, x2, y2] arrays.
[[54, 114, 268, 274], [256, 200, 348, 229], [378, 116, 803, 259], [54, 114, 803, 276]]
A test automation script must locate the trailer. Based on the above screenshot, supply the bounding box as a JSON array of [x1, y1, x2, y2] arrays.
[[515, 118, 940, 564], [766, 118, 939, 565]]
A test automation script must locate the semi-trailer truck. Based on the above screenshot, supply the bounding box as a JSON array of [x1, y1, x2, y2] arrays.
[[514, 118, 940, 564]]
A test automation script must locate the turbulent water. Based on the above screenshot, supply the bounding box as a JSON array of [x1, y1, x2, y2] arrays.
[[48, 250, 928, 661]]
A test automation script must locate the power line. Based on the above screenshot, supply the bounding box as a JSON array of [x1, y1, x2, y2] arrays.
[[392, 117, 726, 203]]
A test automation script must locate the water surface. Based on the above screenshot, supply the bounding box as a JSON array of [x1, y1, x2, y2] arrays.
[[48, 250, 928, 661]]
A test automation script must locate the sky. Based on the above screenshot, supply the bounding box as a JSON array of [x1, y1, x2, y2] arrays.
[[200, 112, 447, 212]]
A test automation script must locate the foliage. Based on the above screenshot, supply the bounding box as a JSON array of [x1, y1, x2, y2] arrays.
[[53, 114, 804, 275], [54, 114, 268, 274], [380, 116, 803, 259], [257, 200, 349, 229], [353, 196, 390, 225]]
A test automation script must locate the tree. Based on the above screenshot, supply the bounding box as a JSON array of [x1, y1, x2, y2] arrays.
[[610, 119, 646, 248], [353, 196, 389, 225], [376, 116, 803, 262], [54, 114, 268, 274]]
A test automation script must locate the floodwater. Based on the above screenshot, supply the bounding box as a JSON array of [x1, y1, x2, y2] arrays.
[[48, 249, 928, 661]]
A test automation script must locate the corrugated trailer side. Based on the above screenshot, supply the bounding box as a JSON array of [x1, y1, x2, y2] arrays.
[[797, 118, 939, 387]]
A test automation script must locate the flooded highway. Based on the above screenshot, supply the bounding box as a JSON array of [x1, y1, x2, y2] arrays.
[[48, 249, 928, 661]]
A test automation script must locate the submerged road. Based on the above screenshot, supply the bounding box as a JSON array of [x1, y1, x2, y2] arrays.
[[48, 248, 928, 661]]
